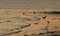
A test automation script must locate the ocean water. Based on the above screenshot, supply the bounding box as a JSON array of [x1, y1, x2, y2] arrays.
[[0, 0, 60, 10]]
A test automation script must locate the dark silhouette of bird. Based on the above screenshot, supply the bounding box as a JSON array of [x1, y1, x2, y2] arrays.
[[47, 21, 50, 24], [24, 35, 29, 36], [23, 12, 25, 15], [42, 16, 47, 19], [38, 33, 42, 35], [33, 11, 36, 14]]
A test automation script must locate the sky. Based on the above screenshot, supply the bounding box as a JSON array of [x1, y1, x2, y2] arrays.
[[0, 0, 60, 10]]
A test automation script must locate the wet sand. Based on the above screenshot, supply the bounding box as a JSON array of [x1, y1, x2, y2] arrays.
[[0, 10, 60, 36]]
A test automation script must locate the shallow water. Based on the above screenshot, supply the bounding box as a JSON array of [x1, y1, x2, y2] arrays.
[[0, 0, 60, 10]]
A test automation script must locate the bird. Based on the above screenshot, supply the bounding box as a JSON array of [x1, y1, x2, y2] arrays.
[[23, 12, 25, 15], [33, 11, 36, 14], [47, 21, 50, 24], [42, 16, 47, 19], [24, 35, 29, 36]]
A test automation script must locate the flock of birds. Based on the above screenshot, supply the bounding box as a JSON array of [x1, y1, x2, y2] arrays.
[[0, 11, 60, 36]]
